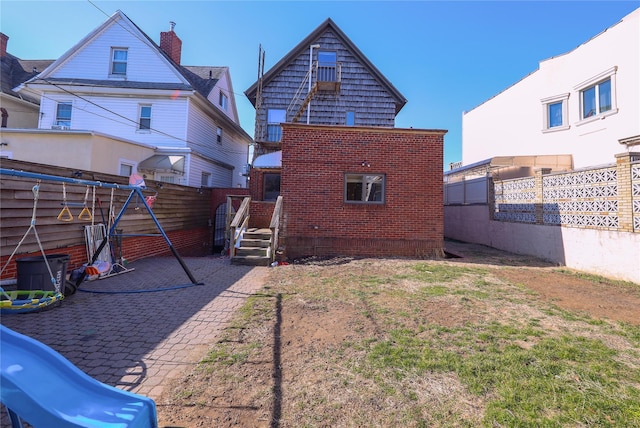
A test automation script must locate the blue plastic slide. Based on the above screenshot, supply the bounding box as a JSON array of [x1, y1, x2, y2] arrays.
[[0, 325, 158, 428]]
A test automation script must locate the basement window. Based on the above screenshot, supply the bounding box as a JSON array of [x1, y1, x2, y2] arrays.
[[344, 173, 385, 204]]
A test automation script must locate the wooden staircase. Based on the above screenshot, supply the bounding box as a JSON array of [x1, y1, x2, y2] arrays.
[[228, 196, 282, 267], [231, 228, 272, 266]]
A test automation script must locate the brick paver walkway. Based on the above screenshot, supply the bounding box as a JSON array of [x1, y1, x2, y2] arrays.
[[1, 256, 268, 410]]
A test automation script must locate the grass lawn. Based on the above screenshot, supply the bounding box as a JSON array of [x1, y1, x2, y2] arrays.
[[159, 257, 640, 427]]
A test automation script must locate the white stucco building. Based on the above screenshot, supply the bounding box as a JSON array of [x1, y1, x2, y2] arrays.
[[462, 8, 639, 169]]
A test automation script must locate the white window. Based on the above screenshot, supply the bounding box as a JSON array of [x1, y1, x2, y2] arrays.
[[139, 105, 151, 131], [219, 93, 228, 111], [267, 109, 286, 142], [216, 127, 223, 144], [541, 93, 569, 132], [574, 67, 617, 124], [119, 163, 133, 177], [55, 102, 72, 127], [159, 175, 176, 184], [111, 48, 128, 75], [345, 173, 385, 204], [201, 172, 211, 187]]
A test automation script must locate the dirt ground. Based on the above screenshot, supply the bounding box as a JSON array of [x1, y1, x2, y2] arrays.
[[443, 240, 640, 326], [157, 241, 640, 427]]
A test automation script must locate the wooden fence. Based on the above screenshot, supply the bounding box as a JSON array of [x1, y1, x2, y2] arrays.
[[1, 159, 212, 279]]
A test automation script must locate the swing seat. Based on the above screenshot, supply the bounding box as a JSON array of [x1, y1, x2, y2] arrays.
[[0, 289, 63, 314]]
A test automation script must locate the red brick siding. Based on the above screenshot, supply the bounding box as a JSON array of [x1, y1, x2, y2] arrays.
[[1, 227, 209, 280], [249, 201, 276, 229], [279, 124, 445, 259]]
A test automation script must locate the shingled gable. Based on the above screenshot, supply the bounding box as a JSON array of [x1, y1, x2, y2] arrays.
[[244, 17, 407, 115]]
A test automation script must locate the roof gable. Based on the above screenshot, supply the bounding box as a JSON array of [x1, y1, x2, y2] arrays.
[[32, 10, 189, 86], [245, 18, 407, 114]]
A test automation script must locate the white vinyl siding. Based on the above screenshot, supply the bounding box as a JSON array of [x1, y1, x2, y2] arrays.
[[186, 104, 249, 188], [51, 18, 187, 83], [207, 71, 238, 123], [39, 94, 188, 146], [189, 155, 233, 188]]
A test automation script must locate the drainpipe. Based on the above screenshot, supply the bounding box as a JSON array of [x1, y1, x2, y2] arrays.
[[307, 44, 320, 125]]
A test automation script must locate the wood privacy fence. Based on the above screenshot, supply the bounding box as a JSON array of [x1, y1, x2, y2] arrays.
[[1, 159, 212, 278], [492, 153, 639, 233]]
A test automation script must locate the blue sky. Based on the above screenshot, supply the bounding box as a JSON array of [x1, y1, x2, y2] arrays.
[[2, 0, 638, 169]]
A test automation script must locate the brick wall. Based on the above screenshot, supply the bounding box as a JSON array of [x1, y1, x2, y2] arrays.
[[0, 227, 210, 280], [279, 123, 446, 259]]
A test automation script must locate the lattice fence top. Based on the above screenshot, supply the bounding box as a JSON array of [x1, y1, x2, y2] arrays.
[[494, 164, 625, 230]]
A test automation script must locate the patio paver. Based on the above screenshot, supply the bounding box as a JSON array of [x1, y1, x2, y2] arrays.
[[1, 255, 269, 421]]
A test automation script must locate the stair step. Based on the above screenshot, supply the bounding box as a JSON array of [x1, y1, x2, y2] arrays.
[[240, 238, 271, 248], [231, 255, 271, 266]]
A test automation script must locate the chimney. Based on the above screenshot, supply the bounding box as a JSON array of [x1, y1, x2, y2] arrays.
[[160, 21, 182, 65], [0, 33, 8, 58]]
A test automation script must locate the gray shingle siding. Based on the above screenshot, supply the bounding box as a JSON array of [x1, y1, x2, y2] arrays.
[[248, 19, 406, 144]]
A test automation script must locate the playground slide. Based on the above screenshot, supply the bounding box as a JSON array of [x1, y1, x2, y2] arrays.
[[0, 325, 158, 428]]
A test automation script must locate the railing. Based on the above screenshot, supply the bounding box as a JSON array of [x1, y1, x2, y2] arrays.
[[268, 196, 283, 263], [287, 68, 312, 121], [286, 61, 343, 123], [229, 197, 251, 258]]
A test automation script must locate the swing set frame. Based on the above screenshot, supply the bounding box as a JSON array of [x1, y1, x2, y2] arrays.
[[0, 168, 201, 288]]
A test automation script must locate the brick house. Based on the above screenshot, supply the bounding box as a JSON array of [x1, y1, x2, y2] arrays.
[[279, 123, 446, 259], [231, 18, 445, 263], [245, 123, 446, 260]]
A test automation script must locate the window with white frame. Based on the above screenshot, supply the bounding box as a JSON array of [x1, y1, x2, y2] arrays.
[[267, 109, 286, 142], [216, 127, 223, 144], [139, 105, 151, 131], [111, 48, 128, 75], [541, 93, 569, 132], [119, 162, 134, 177], [201, 172, 211, 187], [55, 102, 72, 127], [219, 92, 228, 111], [344, 173, 385, 204], [574, 67, 617, 123]]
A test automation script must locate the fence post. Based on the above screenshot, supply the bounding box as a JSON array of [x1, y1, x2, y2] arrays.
[[534, 168, 551, 225], [487, 176, 495, 220], [615, 152, 635, 232]]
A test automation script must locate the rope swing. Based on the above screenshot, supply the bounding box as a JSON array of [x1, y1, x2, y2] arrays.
[[1, 182, 63, 314]]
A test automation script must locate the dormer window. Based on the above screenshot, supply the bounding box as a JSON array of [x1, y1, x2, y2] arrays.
[[111, 48, 128, 75], [219, 93, 228, 111]]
